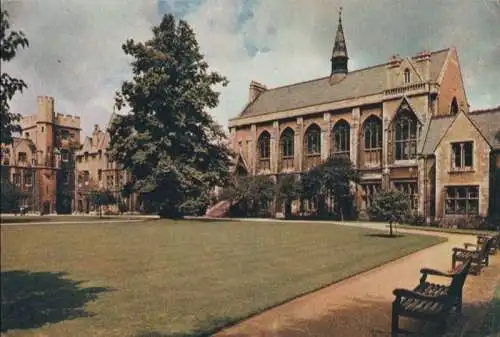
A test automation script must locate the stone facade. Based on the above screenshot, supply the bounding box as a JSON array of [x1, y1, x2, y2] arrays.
[[74, 119, 138, 214], [0, 96, 138, 214], [225, 12, 499, 221], [1, 96, 81, 214]]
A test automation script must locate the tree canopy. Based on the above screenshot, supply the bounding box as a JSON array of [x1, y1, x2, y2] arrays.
[[1, 10, 29, 144], [108, 14, 232, 218], [368, 189, 410, 236]]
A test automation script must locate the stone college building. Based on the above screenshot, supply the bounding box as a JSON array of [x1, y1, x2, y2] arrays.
[[227, 12, 500, 221]]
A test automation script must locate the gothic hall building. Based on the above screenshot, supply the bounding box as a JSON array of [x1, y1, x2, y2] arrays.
[[226, 13, 500, 221]]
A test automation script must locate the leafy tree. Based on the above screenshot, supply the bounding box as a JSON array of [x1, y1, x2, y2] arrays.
[[1, 10, 29, 144], [367, 189, 410, 236], [299, 155, 359, 219], [0, 169, 21, 212], [222, 175, 275, 217], [275, 174, 301, 218], [108, 13, 232, 218], [88, 189, 116, 218]]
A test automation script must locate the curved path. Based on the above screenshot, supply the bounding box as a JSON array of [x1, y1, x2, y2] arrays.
[[212, 221, 500, 337]]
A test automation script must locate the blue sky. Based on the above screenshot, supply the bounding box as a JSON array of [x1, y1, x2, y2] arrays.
[[3, 0, 500, 136]]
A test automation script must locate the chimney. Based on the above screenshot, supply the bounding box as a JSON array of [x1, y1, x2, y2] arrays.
[[249, 81, 267, 103], [414, 50, 431, 81]]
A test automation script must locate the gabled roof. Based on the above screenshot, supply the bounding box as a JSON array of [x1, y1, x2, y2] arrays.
[[419, 115, 455, 155], [420, 106, 500, 156], [237, 48, 450, 118], [469, 107, 500, 150], [12, 137, 37, 153]]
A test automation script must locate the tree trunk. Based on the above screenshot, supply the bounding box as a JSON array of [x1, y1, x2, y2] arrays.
[[389, 220, 393, 236]]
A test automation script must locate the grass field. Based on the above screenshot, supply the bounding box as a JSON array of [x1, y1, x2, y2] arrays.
[[0, 215, 148, 224], [466, 279, 500, 337], [1, 219, 445, 337]]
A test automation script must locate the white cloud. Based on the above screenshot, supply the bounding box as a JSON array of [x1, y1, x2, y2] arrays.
[[2, 0, 499, 137]]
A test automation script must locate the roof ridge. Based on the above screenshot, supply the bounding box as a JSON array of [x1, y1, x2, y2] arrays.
[[469, 106, 500, 114], [263, 47, 451, 92]]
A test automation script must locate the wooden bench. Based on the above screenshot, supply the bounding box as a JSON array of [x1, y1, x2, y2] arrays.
[[391, 259, 472, 336], [452, 236, 494, 274], [475, 233, 499, 255]]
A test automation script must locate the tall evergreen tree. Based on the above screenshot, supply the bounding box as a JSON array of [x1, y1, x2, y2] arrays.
[[1, 10, 29, 144], [108, 14, 232, 218]]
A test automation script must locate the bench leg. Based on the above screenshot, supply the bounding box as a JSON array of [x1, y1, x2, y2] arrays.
[[437, 318, 447, 335], [456, 293, 463, 314], [391, 303, 400, 337]]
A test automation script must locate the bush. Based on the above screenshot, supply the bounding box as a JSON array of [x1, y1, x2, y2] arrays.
[[439, 215, 486, 229], [406, 214, 426, 226]]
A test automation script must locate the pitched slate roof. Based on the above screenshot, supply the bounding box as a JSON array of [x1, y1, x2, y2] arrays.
[[420, 106, 500, 155], [469, 107, 500, 150], [237, 48, 450, 118], [419, 116, 454, 155], [12, 137, 37, 152]]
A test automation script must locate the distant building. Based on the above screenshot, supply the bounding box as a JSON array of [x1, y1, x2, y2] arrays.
[[74, 115, 138, 214], [1, 96, 81, 214], [0, 96, 138, 214], [225, 11, 500, 221]]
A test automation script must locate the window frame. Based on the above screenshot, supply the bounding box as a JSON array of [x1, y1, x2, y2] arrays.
[[445, 185, 479, 215], [394, 111, 418, 161], [331, 120, 350, 156], [451, 141, 473, 170], [305, 125, 321, 155]]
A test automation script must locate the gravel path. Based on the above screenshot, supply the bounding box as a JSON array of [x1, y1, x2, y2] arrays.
[[213, 226, 500, 337]]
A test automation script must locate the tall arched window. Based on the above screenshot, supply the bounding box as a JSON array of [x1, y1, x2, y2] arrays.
[[304, 124, 321, 170], [305, 124, 321, 155], [257, 131, 271, 171], [394, 110, 418, 160], [331, 120, 350, 157], [450, 97, 458, 115], [362, 116, 382, 167], [280, 127, 294, 170], [404, 68, 411, 84]]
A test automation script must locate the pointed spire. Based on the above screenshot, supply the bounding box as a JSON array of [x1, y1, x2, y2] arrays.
[[331, 7, 348, 77]]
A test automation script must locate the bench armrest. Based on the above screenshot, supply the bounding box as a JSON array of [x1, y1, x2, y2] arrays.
[[452, 247, 475, 253], [464, 242, 479, 249], [420, 268, 454, 278], [393, 288, 447, 301]]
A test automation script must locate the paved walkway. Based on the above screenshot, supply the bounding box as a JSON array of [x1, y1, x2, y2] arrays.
[[212, 222, 500, 337]]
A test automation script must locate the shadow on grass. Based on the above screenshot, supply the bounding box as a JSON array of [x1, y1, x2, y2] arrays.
[[134, 297, 500, 337], [365, 233, 405, 238], [0, 270, 111, 332], [135, 316, 238, 337]]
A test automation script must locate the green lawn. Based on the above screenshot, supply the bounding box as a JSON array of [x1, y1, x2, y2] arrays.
[[1, 219, 445, 337], [391, 224, 499, 237], [0, 215, 147, 224], [466, 279, 500, 337]]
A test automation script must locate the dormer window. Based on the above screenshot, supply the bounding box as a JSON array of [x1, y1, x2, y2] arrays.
[[18, 152, 27, 163], [450, 97, 459, 116], [404, 68, 411, 84]]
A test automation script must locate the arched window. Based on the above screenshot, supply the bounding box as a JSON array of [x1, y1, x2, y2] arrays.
[[404, 68, 411, 84], [280, 128, 294, 158], [362, 116, 382, 167], [304, 124, 321, 170], [364, 116, 382, 150], [257, 131, 271, 171], [331, 120, 350, 156], [305, 124, 321, 155], [280, 128, 294, 170], [394, 110, 418, 160], [450, 97, 458, 115]]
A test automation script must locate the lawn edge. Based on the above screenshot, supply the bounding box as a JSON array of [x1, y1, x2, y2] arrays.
[[388, 224, 499, 237], [208, 235, 447, 337]]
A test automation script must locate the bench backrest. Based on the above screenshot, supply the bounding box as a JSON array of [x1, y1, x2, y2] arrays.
[[447, 258, 472, 299], [480, 237, 495, 257]]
